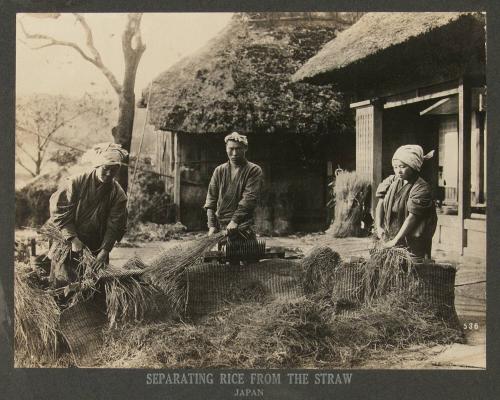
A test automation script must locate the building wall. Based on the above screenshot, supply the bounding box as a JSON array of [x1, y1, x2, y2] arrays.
[[378, 95, 486, 257], [155, 131, 353, 233], [381, 102, 438, 187], [438, 115, 459, 204]]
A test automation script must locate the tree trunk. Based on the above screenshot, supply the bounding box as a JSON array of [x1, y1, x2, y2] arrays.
[[113, 91, 135, 193], [111, 13, 145, 194]]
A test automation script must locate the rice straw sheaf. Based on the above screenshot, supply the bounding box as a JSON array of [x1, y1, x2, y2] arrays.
[[104, 277, 160, 328], [142, 231, 226, 313], [361, 246, 417, 302], [299, 246, 342, 294], [42, 222, 160, 327], [14, 263, 60, 366], [40, 223, 104, 304], [329, 170, 370, 238]]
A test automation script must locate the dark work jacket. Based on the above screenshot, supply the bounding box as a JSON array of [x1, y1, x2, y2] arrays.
[[376, 174, 437, 258]]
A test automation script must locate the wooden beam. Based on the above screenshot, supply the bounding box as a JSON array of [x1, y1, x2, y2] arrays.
[[350, 99, 372, 109], [458, 78, 472, 255], [475, 111, 485, 203], [355, 103, 383, 215], [173, 132, 181, 222], [465, 218, 486, 233], [384, 88, 459, 109], [419, 98, 451, 116]]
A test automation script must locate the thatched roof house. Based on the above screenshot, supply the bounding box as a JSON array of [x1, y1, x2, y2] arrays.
[[294, 12, 486, 257], [142, 12, 359, 136], [293, 12, 485, 96], [140, 13, 362, 233]]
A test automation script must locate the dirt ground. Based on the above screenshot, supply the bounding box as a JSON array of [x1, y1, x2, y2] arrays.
[[108, 231, 486, 370]]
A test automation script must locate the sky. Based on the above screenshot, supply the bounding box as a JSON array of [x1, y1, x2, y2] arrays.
[[16, 13, 234, 97]]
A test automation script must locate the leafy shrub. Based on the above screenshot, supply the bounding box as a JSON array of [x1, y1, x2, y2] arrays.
[[15, 168, 68, 228], [127, 157, 175, 227]]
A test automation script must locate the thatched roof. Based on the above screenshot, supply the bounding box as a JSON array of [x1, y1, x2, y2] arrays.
[[142, 13, 355, 135], [293, 12, 485, 86]]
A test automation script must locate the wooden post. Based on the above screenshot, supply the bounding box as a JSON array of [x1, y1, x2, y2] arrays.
[[30, 238, 36, 257], [173, 132, 181, 222], [458, 78, 472, 255], [353, 102, 383, 216], [475, 111, 485, 204]]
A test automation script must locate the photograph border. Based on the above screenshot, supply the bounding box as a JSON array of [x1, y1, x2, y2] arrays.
[[2, 1, 499, 399]]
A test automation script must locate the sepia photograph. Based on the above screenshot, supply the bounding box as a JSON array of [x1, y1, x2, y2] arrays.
[[3, 5, 496, 399]]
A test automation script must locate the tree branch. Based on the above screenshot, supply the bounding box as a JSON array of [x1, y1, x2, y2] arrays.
[[15, 140, 38, 164], [125, 13, 146, 53], [39, 146, 50, 168], [16, 124, 84, 154], [73, 14, 103, 65], [19, 20, 96, 64], [20, 18, 122, 95], [15, 155, 36, 177]]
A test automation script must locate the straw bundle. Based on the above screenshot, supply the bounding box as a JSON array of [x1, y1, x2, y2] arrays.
[[14, 263, 60, 365], [361, 246, 416, 302], [41, 222, 160, 327], [143, 231, 226, 313], [328, 171, 370, 237], [299, 246, 341, 294], [104, 278, 160, 328], [40, 223, 103, 304], [97, 293, 462, 369]]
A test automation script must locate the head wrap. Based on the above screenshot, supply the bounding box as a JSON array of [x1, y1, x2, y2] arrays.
[[392, 145, 434, 172], [84, 142, 129, 168], [224, 132, 248, 147]]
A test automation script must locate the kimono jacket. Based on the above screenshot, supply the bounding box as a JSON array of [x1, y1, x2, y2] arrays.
[[376, 174, 437, 258], [48, 169, 127, 285], [204, 161, 263, 232]]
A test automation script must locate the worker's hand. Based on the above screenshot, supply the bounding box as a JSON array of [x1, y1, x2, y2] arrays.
[[208, 227, 218, 236], [96, 249, 109, 265], [226, 221, 238, 232], [71, 237, 84, 252], [376, 226, 385, 240]]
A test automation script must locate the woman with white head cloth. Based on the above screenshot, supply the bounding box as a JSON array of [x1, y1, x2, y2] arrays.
[[48, 142, 129, 288], [375, 145, 437, 260]]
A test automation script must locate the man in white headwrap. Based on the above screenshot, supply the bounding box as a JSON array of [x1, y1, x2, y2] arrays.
[[48, 142, 128, 288], [375, 145, 437, 260], [204, 132, 263, 242]]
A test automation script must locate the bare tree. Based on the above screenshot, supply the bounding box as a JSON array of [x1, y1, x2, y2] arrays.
[[15, 94, 93, 177], [19, 13, 146, 191]]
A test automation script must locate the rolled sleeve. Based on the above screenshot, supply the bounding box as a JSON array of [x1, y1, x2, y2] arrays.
[[407, 183, 433, 216], [204, 167, 220, 211], [206, 208, 216, 229]]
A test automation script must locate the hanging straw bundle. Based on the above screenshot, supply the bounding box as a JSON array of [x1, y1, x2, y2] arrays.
[[14, 263, 60, 365], [143, 231, 226, 313], [328, 170, 370, 238]]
